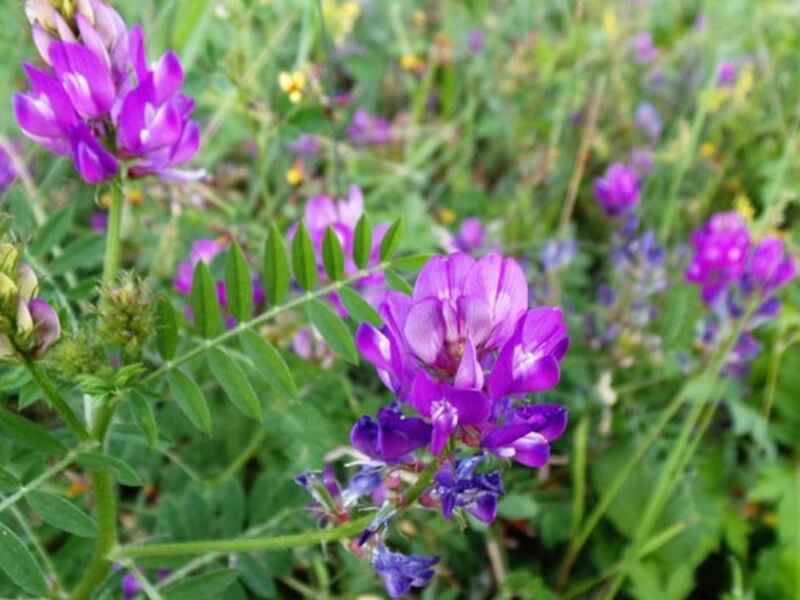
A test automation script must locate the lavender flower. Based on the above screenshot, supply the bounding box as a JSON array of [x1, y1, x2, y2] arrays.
[[593, 163, 641, 218], [90, 211, 108, 233], [482, 404, 568, 467], [455, 217, 485, 253], [292, 327, 335, 369], [635, 102, 662, 142], [0, 141, 21, 194], [630, 148, 655, 178], [716, 61, 739, 87], [685, 212, 751, 304], [631, 32, 659, 64], [743, 236, 797, 295], [288, 134, 321, 158], [372, 545, 439, 599], [467, 28, 485, 54], [432, 453, 503, 523], [347, 109, 392, 146], [14, 1, 201, 184]]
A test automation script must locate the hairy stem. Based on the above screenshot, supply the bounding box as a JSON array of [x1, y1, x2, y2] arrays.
[[102, 182, 124, 284]]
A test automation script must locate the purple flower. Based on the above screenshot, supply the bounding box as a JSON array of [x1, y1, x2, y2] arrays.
[[744, 236, 796, 295], [433, 453, 503, 523], [481, 404, 568, 468], [716, 61, 739, 87], [635, 102, 662, 142], [467, 28, 485, 54], [455, 218, 485, 253], [685, 212, 751, 304], [291, 328, 335, 368], [90, 211, 108, 233], [630, 148, 655, 178], [0, 141, 22, 194], [288, 134, 321, 158], [14, 3, 202, 184], [121, 573, 141, 600], [357, 253, 569, 457], [350, 404, 432, 463], [372, 545, 438, 599], [631, 32, 659, 64], [27, 298, 61, 358], [540, 238, 577, 273], [347, 109, 392, 146], [724, 332, 760, 378], [593, 163, 641, 218]]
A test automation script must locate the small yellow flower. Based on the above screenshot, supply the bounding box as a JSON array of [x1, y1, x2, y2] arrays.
[[700, 142, 716, 159], [412, 10, 427, 27], [735, 195, 755, 222], [279, 70, 307, 104], [127, 189, 144, 206], [400, 53, 423, 73], [98, 192, 112, 209], [602, 9, 618, 38], [286, 165, 304, 186], [438, 208, 456, 225]]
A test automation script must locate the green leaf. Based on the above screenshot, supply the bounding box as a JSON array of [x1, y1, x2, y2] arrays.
[[190, 261, 225, 338], [27, 490, 97, 537], [207, 347, 262, 421], [353, 213, 373, 269], [0, 467, 20, 491], [77, 452, 142, 486], [379, 217, 404, 261], [322, 227, 345, 281], [239, 330, 298, 399], [30, 204, 73, 256], [156, 297, 179, 360], [338, 286, 382, 326], [384, 269, 413, 295], [0, 407, 66, 455], [49, 235, 104, 275], [129, 391, 159, 448], [264, 223, 290, 306], [291, 221, 318, 291], [167, 369, 213, 435], [225, 243, 253, 322], [162, 568, 238, 600], [392, 253, 433, 271], [305, 299, 358, 364], [0, 523, 48, 596]]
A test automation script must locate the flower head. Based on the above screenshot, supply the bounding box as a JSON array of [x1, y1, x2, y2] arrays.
[[743, 236, 796, 295], [351, 404, 432, 463], [685, 212, 751, 304], [593, 163, 641, 218], [432, 453, 503, 523], [631, 32, 659, 64], [347, 109, 392, 146], [455, 218, 485, 253], [372, 545, 438, 599]]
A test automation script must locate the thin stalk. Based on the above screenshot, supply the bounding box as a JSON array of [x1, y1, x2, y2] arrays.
[[24, 359, 90, 442], [114, 515, 373, 559], [0, 448, 83, 514], [71, 178, 125, 600]]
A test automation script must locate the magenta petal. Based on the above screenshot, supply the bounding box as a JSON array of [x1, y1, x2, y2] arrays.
[[23, 64, 79, 129], [152, 51, 184, 103], [431, 400, 458, 455], [404, 298, 445, 365], [49, 42, 115, 119], [71, 125, 118, 184], [413, 253, 475, 302], [76, 14, 111, 69], [13, 93, 62, 139], [129, 25, 149, 81], [453, 337, 484, 390], [509, 354, 561, 395], [514, 404, 568, 441], [409, 371, 442, 418], [509, 432, 551, 467], [339, 186, 364, 230], [444, 386, 491, 426], [456, 294, 492, 348], [355, 324, 393, 371]]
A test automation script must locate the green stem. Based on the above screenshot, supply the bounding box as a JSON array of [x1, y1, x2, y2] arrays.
[[102, 182, 124, 285], [24, 359, 90, 442], [114, 515, 373, 559], [71, 178, 125, 600]]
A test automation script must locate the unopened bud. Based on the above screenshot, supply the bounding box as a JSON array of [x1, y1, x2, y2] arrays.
[[16, 299, 34, 337], [0, 334, 14, 360], [0, 273, 17, 306], [16, 265, 39, 301], [0, 243, 18, 275]]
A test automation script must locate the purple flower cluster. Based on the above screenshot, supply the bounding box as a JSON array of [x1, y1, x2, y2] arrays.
[[347, 109, 392, 146], [356, 253, 569, 460], [15, 1, 201, 184], [687, 212, 797, 376], [593, 163, 641, 218]]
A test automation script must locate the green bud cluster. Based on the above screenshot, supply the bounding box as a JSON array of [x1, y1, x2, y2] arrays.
[[97, 274, 156, 359]]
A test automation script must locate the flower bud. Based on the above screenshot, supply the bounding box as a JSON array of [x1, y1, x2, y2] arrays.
[[16, 298, 34, 337], [0, 334, 14, 360], [28, 298, 61, 358], [0, 243, 18, 275], [16, 264, 39, 301], [98, 275, 155, 357], [0, 273, 17, 309]]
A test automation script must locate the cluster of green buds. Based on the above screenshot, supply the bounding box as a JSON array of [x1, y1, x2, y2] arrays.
[[97, 274, 155, 359], [0, 242, 61, 361]]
